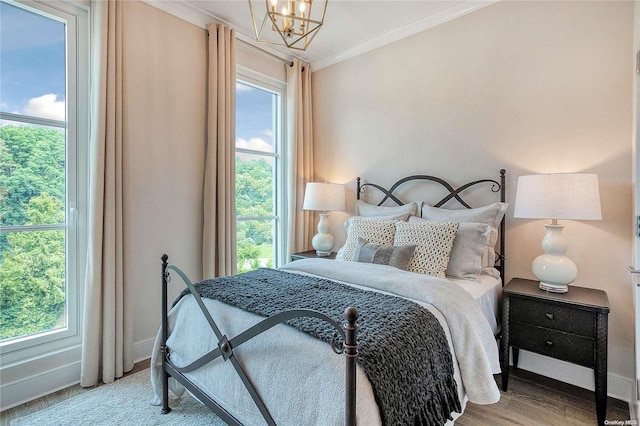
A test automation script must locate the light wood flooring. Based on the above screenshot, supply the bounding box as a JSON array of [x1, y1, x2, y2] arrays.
[[1, 361, 631, 425], [459, 367, 630, 425]]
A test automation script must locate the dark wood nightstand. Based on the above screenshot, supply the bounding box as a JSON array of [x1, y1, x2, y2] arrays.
[[291, 250, 337, 261], [501, 278, 609, 426]]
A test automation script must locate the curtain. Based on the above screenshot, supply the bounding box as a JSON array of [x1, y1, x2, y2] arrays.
[[81, 0, 133, 387], [202, 23, 237, 278], [287, 60, 315, 256]]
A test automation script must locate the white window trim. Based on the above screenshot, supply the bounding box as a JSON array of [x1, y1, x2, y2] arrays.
[[236, 67, 288, 267], [0, 0, 89, 409]]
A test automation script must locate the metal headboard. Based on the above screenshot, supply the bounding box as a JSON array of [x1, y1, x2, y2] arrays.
[[356, 169, 506, 281]]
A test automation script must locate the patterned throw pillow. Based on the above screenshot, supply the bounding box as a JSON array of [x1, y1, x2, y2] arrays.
[[352, 238, 416, 271], [336, 218, 398, 261], [394, 221, 459, 277], [409, 217, 492, 280], [420, 202, 508, 277]]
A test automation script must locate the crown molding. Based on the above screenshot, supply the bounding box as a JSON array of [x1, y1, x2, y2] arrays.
[[142, 0, 298, 63], [311, 0, 499, 70], [143, 0, 499, 72]]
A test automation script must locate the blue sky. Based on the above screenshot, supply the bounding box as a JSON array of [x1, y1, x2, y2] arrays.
[[236, 82, 276, 152], [1, 1, 273, 150], [0, 1, 66, 121]]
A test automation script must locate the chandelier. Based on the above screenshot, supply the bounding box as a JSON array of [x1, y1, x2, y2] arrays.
[[248, 0, 328, 51]]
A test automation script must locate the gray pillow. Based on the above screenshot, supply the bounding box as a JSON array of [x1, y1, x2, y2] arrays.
[[352, 238, 416, 271]]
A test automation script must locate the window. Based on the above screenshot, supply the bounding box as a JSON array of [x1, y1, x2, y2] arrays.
[[235, 70, 286, 272], [0, 0, 88, 358]]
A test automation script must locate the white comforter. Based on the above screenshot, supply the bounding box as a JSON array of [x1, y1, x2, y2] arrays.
[[151, 259, 501, 425]]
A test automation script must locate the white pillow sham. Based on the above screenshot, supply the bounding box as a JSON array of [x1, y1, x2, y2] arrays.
[[393, 221, 458, 278], [355, 200, 420, 217]]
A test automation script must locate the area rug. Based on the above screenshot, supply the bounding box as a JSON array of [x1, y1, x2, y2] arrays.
[[11, 369, 225, 425]]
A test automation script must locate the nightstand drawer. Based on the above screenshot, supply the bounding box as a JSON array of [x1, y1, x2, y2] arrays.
[[510, 297, 595, 337], [511, 322, 595, 368]]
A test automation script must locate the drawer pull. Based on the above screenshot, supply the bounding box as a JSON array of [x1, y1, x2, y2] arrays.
[[545, 313, 554, 320], [545, 340, 554, 347]]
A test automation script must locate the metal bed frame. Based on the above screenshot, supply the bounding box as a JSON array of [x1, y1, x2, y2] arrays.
[[159, 169, 506, 425], [160, 256, 359, 425]]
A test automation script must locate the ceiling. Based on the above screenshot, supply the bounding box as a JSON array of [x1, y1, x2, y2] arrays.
[[146, 0, 497, 69]]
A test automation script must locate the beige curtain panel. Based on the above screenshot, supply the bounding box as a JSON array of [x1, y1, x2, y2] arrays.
[[287, 60, 315, 256], [81, 0, 134, 387], [202, 23, 237, 278]]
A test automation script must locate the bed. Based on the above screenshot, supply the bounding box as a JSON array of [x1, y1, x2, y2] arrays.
[[151, 169, 507, 425]]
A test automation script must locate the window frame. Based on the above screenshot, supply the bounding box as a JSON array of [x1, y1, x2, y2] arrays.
[[235, 66, 288, 269], [0, 0, 89, 362]]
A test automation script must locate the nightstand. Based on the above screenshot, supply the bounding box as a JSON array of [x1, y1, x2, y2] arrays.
[[290, 250, 337, 261], [501, 278, 609, 426]]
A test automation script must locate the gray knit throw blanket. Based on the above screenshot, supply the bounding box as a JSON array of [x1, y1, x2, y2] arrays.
[[178, 268, 460, 426]]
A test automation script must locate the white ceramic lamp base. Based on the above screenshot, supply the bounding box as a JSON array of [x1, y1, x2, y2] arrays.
[[532, 224, 577, 293], [311, 214, 334, 257]]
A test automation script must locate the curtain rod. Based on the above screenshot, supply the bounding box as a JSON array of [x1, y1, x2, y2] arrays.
[[236, 37, 295, 67]]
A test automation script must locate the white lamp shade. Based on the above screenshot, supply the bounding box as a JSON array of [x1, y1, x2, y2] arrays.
[[303, 182, 346, 212], [514, 173, 602, 221]]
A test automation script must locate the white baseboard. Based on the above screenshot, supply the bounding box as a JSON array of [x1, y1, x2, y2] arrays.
[[133, 337, 155, 363], [515, 350, 633, 403], [1, 338, 155, 411]]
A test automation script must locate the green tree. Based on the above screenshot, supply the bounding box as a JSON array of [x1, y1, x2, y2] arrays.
[[0, 193, 66, 340], [235, 157, 276, 272], [0, 126, 65, 227], [0, 125, 67, 340]]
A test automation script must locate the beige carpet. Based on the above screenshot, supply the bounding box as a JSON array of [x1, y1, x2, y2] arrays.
[[11, 370, 225, 426]]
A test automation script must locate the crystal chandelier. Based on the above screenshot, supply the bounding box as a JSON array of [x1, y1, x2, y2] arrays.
[[248, 0, 327, 51]]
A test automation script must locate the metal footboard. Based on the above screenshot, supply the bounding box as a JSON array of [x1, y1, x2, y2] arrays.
[[160, 254, 359, 425]]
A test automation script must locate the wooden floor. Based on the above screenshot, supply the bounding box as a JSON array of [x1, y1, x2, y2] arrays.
[[1, 361, 631, 425], [459, 367, 630, 426]]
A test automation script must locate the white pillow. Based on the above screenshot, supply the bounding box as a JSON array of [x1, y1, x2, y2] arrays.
[[356, 200, 420, 217], [420, 202, 508, 277], [409, 217, 491, 280], [336, 218, 398, 261], [393, 221, 458, 278], [420, 202, 508, 228]]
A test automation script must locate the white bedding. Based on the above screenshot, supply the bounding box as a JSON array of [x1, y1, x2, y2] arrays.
[[151, 259, 501, 425], [450, 275, 502, 335]]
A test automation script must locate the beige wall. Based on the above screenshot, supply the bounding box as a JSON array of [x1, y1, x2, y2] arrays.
[[123, 1, 288, 356], [123, 1, 207, 350], [313, 1, 634, 397]]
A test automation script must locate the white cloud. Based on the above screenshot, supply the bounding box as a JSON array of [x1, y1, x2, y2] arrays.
[[24, 94, 65, 121], [236, 137, 273, 152]]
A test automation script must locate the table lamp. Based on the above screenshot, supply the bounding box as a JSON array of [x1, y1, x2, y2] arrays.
[[514, 173, 602, 293], [302, 182, 346, 256]]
